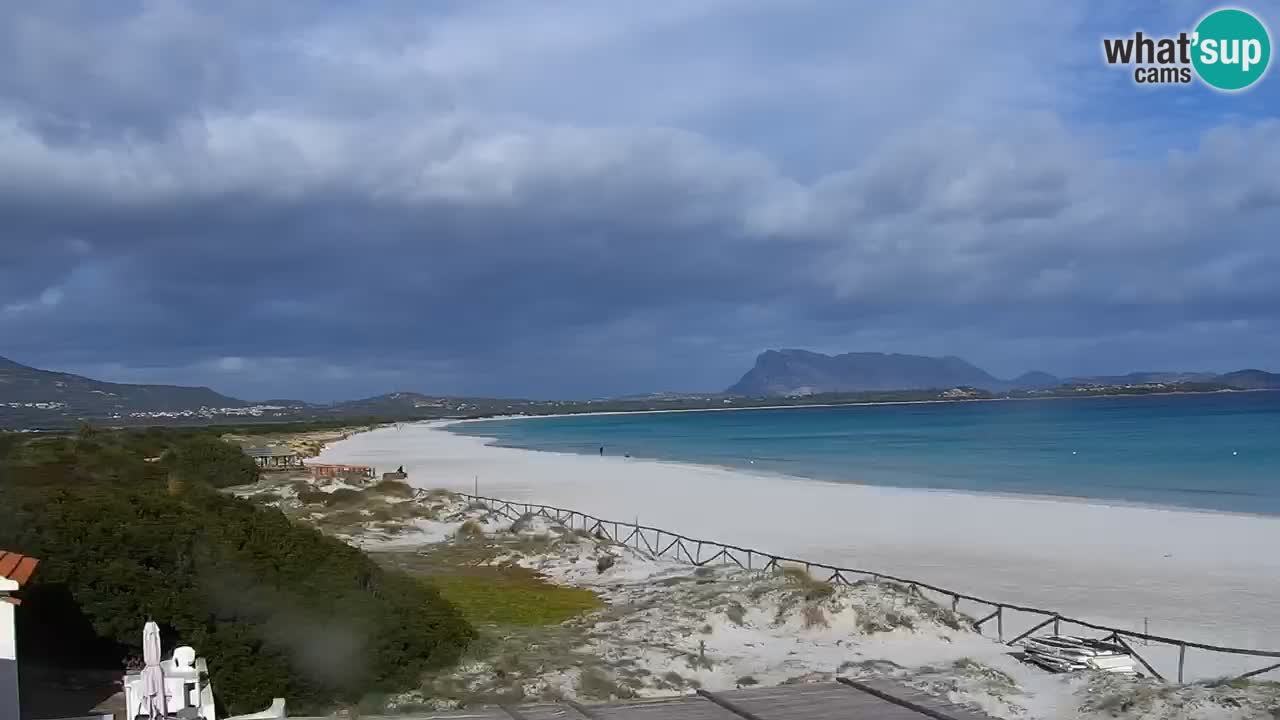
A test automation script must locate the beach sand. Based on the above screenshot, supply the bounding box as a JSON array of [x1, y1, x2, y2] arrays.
[[307, 420, 1280, 682]]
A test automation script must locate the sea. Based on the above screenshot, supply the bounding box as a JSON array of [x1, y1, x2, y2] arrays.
[[448, 391, 1280, 516]]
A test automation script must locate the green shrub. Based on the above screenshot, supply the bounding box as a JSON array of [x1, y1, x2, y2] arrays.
[[456, 519, 485, 540], [725, 602, 747, 625], [779, 565, 835, 601], [0, 433, 474, 714], [296, 489, 329, 505], [166, 435, 260, 489], [324, 488, 363, 506], [371, 480, 414, 498]]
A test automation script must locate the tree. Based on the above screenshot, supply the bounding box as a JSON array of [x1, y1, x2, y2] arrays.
[[167, 435, 260, 488], [0, 432, 474, 713]]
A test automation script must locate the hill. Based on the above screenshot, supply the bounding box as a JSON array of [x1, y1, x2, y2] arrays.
[[1216, 369, 1280, 389], [724, 350, 1280, 397], [726, 349, 1019, 396], [1009, 371, 1061, 390], [1068, 371, 1219, 386], [0, 355, 249, 414]]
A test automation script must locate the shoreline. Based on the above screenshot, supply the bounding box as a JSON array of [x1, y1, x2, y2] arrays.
[[236, 467, 1280, 717], [306, 421, 1280, 678], [445, 416, 1280, 522], [446, 386, 1269, 424]]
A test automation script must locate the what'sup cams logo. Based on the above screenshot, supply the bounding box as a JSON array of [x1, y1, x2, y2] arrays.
[[1103, 7, 1271, 91]]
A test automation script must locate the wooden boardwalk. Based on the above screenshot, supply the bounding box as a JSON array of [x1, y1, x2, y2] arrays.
[[317, 679, 997, 720]]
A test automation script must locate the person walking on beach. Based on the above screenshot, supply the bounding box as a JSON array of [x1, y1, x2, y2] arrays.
[[599, 446, 604, 456]]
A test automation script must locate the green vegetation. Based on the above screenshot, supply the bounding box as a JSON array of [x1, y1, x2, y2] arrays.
[[167, 433, 261, 488], [578, 668, 635, 700], [0, 429, 474, 714], [376, 537, 601, 629], [370, 479, 415, 497], [430, 568, 602, 626], [778, 565, 835, 601]]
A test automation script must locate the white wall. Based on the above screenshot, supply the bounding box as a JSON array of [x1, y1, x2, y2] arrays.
[[1, 598, 17, 720], [0, 599, 14, 661]]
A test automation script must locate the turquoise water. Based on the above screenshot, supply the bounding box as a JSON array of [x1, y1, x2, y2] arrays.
[[449, 392, 1280, 515]]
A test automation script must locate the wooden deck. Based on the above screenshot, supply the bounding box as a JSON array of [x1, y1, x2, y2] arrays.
[[305, 680, 997, 720]]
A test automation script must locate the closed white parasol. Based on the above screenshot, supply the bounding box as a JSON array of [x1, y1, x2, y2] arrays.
[[142, 621, 167, 718]]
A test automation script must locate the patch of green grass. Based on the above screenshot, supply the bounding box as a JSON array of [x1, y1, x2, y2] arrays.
[[429, 566, 602, 626]]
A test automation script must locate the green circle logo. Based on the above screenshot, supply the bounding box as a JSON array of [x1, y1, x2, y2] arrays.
[[1192, 8, 1271, 91]]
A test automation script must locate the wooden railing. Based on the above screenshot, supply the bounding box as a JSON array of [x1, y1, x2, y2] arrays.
[[457, 492, 1280, 684]]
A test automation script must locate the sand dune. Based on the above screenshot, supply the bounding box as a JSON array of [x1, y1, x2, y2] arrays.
[[308, 420, 1280, 681]]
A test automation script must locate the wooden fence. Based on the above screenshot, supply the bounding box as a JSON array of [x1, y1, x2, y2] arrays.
[[457, 492, 1280, 684]]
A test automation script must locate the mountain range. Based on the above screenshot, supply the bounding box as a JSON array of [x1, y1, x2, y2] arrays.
[[0, 355, 586, 428], [0, 355, 255, 414], [725, 349, 1280, 397], [3, 352, 1280, 428]]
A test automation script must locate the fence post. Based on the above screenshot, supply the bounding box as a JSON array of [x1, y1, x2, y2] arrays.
[[443, 492, 1280, 677]]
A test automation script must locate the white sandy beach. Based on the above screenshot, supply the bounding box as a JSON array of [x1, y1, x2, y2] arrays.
[[308, 420, 1280, 682]]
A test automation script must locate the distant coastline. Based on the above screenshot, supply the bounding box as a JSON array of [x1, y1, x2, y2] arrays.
[[451, 386, 1270, 425], [446, 390, 1280, 517], [309, 419, 1280, 682]]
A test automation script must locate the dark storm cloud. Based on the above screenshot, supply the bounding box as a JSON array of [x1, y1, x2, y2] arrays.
[[3, 2, 1280, 399]]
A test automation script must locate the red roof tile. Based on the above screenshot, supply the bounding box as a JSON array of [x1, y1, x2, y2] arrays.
[[0, 550, 39, 588]]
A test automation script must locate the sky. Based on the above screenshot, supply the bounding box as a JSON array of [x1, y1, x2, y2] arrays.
[[2, 1, 1280, 401]]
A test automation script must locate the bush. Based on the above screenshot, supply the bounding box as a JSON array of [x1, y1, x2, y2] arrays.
[[371, 480, 414, 498], [779, 565, 835, 601], [296, 489, 329, 505], [456, 520, 484, 540], [725, 602, 747, 626], [167, 435, 260, 489], [0, 433, 474, 714], [324, 488, 363, 506]]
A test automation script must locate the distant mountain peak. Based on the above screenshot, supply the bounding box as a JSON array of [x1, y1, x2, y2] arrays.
[[727, 349, 1016, 396]]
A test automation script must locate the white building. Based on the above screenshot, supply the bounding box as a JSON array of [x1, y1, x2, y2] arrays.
[[1, 550, 38, 720]]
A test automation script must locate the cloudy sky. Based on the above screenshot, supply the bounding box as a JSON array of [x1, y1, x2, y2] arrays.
[[2, 1, 1280, 401]]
